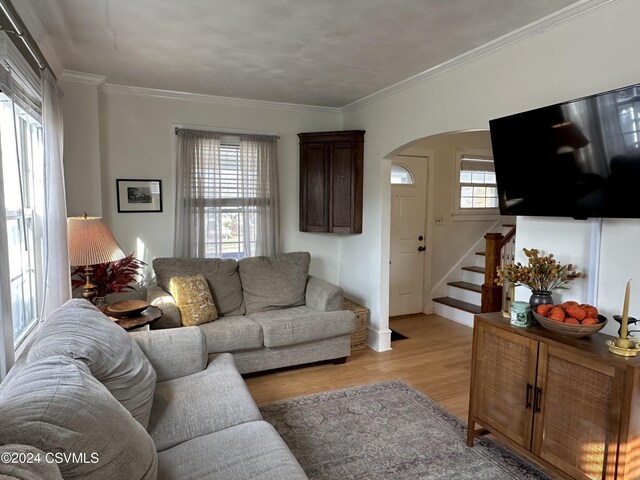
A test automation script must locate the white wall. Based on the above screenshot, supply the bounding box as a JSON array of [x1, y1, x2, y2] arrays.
[[341, 0, 640, 349], [60, 75, 104, 217], [61, 83, 342, 286]]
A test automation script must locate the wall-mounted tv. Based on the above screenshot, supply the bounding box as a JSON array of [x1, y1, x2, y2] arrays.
[[490, 83, 640, 219]]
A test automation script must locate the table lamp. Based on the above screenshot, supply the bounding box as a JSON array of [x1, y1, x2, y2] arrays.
[[67, 214, 126, 303]]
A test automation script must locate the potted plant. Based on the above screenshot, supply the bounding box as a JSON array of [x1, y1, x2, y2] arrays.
[[71, 254, 146, 304], [496, 248, 582, 309]]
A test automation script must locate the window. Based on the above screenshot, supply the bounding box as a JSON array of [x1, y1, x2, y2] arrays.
[[201, 141, 258, 259], [616, 86, 640, 150], [455, 152, 498, 213], [390, 164, 415, 185], [175, 130, 279, 259], [0, 92, 43, 346]]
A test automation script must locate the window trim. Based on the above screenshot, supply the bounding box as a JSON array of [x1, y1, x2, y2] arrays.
[[452, 148, 500, 221]]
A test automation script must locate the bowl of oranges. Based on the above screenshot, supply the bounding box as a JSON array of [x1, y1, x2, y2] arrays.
[[532, 301, 607, 338]]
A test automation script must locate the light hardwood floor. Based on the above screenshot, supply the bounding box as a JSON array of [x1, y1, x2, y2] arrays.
[[245, 313, 474, 421]]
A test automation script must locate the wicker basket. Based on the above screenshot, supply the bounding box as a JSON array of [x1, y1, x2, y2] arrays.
[[343, 298, 369, 350], [532, 310, 607, 338]]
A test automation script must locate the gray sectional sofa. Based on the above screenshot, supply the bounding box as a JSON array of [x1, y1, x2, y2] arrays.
[[0, 299, 308, 480], [147, 251, 357, 373]]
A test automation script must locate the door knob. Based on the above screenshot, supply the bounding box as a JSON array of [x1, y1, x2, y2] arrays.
[[418, 246, 426, 252]]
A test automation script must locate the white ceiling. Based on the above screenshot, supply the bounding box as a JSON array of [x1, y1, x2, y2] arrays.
[[26, 0, 584, 107]]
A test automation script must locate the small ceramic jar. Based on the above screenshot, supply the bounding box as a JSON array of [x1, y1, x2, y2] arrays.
[[510, 301, 531, 327]]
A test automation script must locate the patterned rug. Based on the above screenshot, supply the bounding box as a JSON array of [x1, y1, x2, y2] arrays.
[[259, 380, 550, 480]]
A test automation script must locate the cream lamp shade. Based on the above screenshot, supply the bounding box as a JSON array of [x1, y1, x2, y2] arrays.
[[67, 215, 125, 267], [67, 214, 126, 302]]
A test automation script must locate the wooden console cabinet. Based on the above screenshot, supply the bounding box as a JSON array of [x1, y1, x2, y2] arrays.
[[468, 313, 640, 480], [298, 130, 364, 233]]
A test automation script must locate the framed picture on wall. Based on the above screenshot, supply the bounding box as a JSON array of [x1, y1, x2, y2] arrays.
[[116, 179, 162, 213]]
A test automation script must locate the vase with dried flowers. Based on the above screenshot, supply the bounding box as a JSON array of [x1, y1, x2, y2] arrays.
[[496, 248, 582, 310], [71, 254, 146, 305]]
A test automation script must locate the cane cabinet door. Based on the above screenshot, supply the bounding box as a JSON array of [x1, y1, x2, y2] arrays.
[[531, 344, 620, 480], [472, 322, 539, 448]]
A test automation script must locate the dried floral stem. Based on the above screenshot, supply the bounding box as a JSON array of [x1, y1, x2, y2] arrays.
[[496, 248, 582, 292]]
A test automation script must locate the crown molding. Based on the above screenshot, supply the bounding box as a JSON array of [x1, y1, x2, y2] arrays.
[[341, 0, 616, 113], [100, 82, 341, 114], [59, 69, 106, 86]]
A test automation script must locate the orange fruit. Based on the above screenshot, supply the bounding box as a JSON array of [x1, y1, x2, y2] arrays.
[[582, 317, 599, 325]]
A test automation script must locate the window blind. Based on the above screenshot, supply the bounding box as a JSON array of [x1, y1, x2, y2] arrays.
[[460, 155, 495, 172]]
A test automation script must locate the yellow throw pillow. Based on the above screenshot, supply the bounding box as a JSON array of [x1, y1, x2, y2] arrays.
[[168, 274, 218, 326]]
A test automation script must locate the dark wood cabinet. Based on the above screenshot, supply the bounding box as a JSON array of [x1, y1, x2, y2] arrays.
[[299, 130, 364, 233], [468, 313, 640, 480]]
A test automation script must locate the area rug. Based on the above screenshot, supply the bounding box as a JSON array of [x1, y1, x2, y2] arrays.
[[259, 380, 550, 480]]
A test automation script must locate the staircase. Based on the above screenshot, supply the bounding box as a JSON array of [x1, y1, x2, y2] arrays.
[[432, 252, 485, 327], [433, 224, 515, 327]]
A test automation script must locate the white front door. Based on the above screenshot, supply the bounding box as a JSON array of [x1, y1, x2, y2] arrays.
[[389, 155, 427, 316]]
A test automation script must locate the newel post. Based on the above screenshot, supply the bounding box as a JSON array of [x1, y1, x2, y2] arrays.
[[482, 232, 503, 313]]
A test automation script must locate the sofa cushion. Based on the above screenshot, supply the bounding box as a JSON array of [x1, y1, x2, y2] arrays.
[[157, 421, 307, 480], [27, 299, 156, 429], [0, 356, 157, 480], [248, 306, 356, 348], [168, 274, 218, 326], [148, 353, 262, 452], [198, 315, 263, 353], [153, 257, 245, 316], [238, 251, 310, 314]]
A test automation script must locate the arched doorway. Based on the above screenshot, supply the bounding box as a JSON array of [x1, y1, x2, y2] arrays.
[[385, 130, 496, 335]]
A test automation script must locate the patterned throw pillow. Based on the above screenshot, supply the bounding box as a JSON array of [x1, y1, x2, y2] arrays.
[[169, 274, 218, 326]]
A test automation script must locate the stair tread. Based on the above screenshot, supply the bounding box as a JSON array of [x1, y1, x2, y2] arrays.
[[462, 265, 485, 274], [448, 281, 482, 293], [433, 296, 482, 314]]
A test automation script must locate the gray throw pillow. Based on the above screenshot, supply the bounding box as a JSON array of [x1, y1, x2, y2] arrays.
[[0, 356, 157, 480], [238, 251, 311, 314], [27, 299, 156, 429], [153, 257, 245, 316]]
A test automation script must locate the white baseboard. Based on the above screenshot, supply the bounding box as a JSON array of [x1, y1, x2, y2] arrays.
[[367, 327, 392, 352]]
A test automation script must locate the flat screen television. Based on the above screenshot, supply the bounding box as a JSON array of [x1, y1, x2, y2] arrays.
[[490, 83, 640, 219]]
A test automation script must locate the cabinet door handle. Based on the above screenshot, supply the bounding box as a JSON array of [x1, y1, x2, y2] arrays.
[[525, 383, 533, 409], [533, 386, 543, 413]]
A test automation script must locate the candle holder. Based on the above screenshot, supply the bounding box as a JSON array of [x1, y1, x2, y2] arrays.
[[608, 315, 640, 356], [612, 315, 639, 338]]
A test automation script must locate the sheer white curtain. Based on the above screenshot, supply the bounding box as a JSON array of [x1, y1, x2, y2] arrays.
[[241, 135, 280, 257], [40, 69, 70, 318], [174, 129, 280, 258], [174, 130, 221, 257]]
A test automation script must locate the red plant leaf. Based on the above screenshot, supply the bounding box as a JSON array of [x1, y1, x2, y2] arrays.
[[70, 254, 146, 297]]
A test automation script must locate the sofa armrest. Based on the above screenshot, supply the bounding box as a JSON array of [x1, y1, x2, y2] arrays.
[[147, 284, 181, 329], [305, 275, 344, 312], [129, 327, 207, 382]]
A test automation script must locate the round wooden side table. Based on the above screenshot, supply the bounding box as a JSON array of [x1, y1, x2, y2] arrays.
[[100, 305, 163, 331]]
